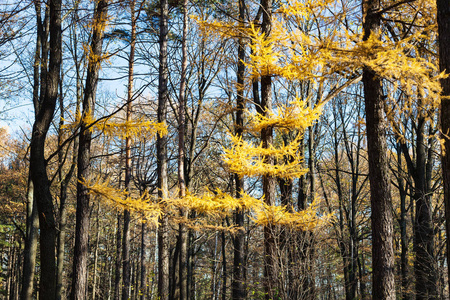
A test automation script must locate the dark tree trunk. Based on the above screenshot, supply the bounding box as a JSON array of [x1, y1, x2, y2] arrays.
[[437, 0, 450, 298], [71, 1, 108, 298], [395, 143, 410, 300], [260, 0, 276, 298], [22, 21, 43, 299], [28, 0, 62, 297], [21, 18, 43, 298], [122, 209, 131, 300], [140, 222, 147, 300], [21, 180, 38, 300], [221, 228, 227, 300], [362, 1, 395, 298], [232, 0, 246, 297], [114, 214, 122, 300], [412, 114, 436, 300]]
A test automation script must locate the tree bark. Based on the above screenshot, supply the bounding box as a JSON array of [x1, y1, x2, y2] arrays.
[[28, 0, 62, 297], [232, 0, 246, 298], [157, 0, 170, 297], [92, 204, 101, 300], [140, 222, 147, 300], [21, 180, 38, 300], [412, 114, 436, 300], [56, 56, 79, 299], [114, 213, 122, 300], [21, 19, 43, 298], [122, 1, 136, 298], [437, 0, 450, 298], [71, 1, 108, 298], [259, 0, 277, 298], [178, 0, 188, 298], [362, 1, 395, 298]]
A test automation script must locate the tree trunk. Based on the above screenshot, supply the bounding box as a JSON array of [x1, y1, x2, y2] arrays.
[[178, 0, 188, 298], [21, 180, 38, 300], [157, 0, 170, 296], [232, 0, 246, 298], [260, 0, 276, 298], [29, 0, 62, 297], [362, 1, 395, 298], [71, 1, 108, 298], [114, 213, 122, 300], [221, 228, 227, 300], [394, 143, 409, 300], [140, 222, 147, 300], [437, 1, 450, 298], [92, 204, 101, 300], [122, 1, 136, 298], [412, 114, 436, 300], [56, 58, 78, 299], [21, 14, 43, 296]]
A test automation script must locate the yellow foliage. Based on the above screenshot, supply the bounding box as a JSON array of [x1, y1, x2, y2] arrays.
[[63, 112, 167, 140], [248, 98, 322, 133], [97, 117, 168, 139], [223, 97, 321, 179], [223, 134, 308, 178], [82, 178, 162, 225], [84, 177, 331, 231], [279, 0, 335, 18], [165, 189, 263, 217], [253, 199, 332, 230]]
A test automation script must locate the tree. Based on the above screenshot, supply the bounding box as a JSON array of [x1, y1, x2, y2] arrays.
[[437, 0, 450, 297], [232, 0, 246, 298], [157, 0, 170, 298], [177, 0, 189, 298], [28, 0, 62, 297], [361, 0, 396, 298], [71, 0, 108, 298], [21, 2, 45, 296], [122, 1, 137, 298]]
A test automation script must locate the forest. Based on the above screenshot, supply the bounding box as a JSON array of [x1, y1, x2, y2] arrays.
[[1, 0, 450, 299]]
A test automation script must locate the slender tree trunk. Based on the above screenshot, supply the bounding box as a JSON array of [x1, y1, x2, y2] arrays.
[[56, 164, 72, 300], [259, 0, 277, 298], [21, 18, 43, 298], [56, 59, 78, 300], [394, 143, 409, 300], [157, 0, 170, 296], [412, 114, 436, 300], [232, 0, 246, 298], [115, 214, 122, 300], [71, 1, 108, 298], [187, 229, 194, 300], [122, 1, 136, 298], [437, 1, 450, 298], [362, 1, 395, 298], [211, 232, 219, 300], [400, 184, 409, 300], [92, 204, 101, 300], [295, 139, 306, 300], [221, 228, 227, 300], [29, 0, 62, 297], [21, 180, 38, 300], [140, 222, 147, 300], [178, 0, 188, 298], [305, 97, 317, 299], [170, 238, 180, 300]]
